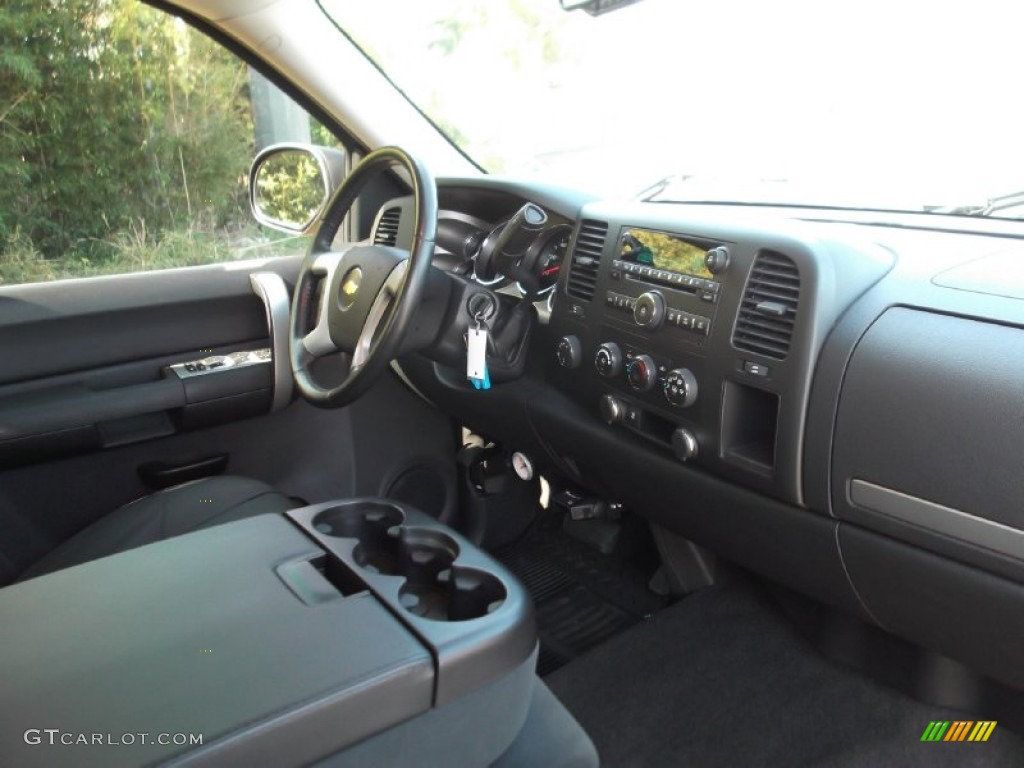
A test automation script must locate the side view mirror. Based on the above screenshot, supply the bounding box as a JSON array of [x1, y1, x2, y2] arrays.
[[248, 144, 347, 233]]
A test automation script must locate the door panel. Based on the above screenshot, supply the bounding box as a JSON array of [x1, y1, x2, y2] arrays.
[[0, 258, 293, 385], [0, 256, 302, 463], [0, 257, 458, 584]]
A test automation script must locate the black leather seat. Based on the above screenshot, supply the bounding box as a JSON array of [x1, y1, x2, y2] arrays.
[[19, 476, 295, 581]]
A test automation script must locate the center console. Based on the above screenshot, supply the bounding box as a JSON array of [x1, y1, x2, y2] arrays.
[[0, 504, 554, 768], [547, 202, 894, 505]]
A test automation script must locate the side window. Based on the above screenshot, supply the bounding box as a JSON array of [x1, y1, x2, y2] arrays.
[[0, 1, 337, 286]]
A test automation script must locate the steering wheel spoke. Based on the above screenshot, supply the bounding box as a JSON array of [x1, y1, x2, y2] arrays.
[[299, 313, 338, 363], [352, 260, 408, 371], [311, 249, 346, 276], [295, 249, 346, 366]]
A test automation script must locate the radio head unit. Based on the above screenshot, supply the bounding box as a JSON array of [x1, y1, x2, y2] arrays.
[[618, 228, 716, 280]]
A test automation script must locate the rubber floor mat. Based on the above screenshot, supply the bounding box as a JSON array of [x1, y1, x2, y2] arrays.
[[498, 526, 663, 675]]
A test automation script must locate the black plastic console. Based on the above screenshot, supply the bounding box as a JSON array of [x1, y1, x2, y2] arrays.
[[0, 503, 537, 767], [288, 499, 536, 706]]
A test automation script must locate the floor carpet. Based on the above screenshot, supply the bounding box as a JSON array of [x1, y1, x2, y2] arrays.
[[545, 577, 1024, 767]]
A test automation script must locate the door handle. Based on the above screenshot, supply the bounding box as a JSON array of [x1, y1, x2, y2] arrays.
[[137, 454, 229, 490], [250, 271, 293, 411]]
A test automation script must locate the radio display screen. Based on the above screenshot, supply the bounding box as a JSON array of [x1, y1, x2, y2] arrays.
[[618, 228, 713, 279]]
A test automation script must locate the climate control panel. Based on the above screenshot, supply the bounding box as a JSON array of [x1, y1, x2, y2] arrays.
[[591, 341, 699, 410], [551, 230, 731, 468]]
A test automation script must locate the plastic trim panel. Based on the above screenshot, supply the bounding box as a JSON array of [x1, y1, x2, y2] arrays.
[[850, 479, 1024, 564]]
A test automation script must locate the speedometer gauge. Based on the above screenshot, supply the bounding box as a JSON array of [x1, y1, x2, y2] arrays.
[[519, 225, 572, 297]]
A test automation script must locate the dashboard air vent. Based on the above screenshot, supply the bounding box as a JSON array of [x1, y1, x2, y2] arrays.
[[565, 220, 608, 301], [373, 207, 401, 246], [732, 250, 800, 360]]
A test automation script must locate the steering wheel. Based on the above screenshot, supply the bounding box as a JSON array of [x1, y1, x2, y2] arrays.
[[289, 147, 437, 407]]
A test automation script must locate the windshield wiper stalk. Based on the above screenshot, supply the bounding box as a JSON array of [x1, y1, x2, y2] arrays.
[[931, 190, 1024, 217]]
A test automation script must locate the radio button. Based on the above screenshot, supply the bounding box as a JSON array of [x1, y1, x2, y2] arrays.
[[633, 291, 665, 329], [693, 316, 710, 335], [705, 246, 730, 275]]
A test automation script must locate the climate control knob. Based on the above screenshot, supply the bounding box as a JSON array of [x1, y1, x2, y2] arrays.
[[671, 427, 699, 462], [663, 368, 698, 408], [600, 394, 625, 425], [633, 291, 665, 329], [556, 335, 582, 369], [625, 354, 657, 392], [595, 342, 623, 378]]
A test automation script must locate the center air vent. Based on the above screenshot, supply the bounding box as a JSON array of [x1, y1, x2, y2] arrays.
[[732, 250, 800, 360], [373, 207, 401, 246], [565, 220, 608, 301]]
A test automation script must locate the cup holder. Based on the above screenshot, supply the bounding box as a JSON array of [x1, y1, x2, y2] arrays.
[[399, 566, 507, 622], [312, 501, 405, 573], [308, 503, 508, 621]]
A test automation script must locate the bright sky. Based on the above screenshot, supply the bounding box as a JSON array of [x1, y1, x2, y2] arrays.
[[323, 0, 1024, 208]]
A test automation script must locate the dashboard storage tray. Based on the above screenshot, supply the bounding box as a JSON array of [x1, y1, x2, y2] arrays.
[[290, 499, 536, 706]]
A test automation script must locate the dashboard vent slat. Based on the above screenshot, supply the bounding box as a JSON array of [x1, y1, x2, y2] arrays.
[[565, 219, 608, 301], [732, 250, 800, 360], [373, 207, 402, 246]]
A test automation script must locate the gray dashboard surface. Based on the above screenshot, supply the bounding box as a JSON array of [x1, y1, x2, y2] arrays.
[[933, 245, 1024, 299], [832, 308, 1024, 534], [0, 514, 433, 767]]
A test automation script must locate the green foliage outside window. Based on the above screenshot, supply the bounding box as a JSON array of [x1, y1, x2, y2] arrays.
[[0, 0, 311, 285]]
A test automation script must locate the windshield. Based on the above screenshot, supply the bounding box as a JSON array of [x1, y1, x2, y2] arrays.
[[321, 0, 1024, 218]]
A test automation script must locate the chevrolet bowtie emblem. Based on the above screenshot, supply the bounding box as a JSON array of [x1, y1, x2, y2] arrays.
[[342, 269, 361, 296], [340, 267, 362, 309]]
